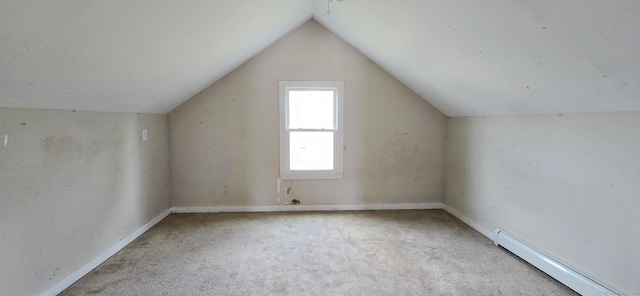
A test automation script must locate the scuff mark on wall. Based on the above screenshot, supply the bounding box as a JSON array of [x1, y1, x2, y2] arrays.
[[48, 266, 60, 281]]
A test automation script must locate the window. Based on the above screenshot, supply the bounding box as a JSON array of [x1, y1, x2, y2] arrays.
[[279, 81, 344, 180]]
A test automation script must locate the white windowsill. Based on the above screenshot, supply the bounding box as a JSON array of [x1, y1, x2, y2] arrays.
[[280, 172, 343, 180]]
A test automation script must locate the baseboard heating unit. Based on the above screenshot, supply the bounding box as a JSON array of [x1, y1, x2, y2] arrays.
[[493, 229, 617, 296]]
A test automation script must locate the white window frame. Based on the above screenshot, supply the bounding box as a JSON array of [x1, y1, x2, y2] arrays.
[[279, 81, 344, 180]]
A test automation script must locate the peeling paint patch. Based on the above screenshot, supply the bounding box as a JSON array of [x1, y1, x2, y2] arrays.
[[277, 177, 281, 194], [276, 177, 281, 203]]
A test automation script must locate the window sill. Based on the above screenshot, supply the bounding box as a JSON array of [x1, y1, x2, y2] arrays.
[[279, 172, 343, 180]]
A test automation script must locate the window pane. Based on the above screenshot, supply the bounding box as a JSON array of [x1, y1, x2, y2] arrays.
[[288, 90, 334, 129], [289, 131, 334, 170]]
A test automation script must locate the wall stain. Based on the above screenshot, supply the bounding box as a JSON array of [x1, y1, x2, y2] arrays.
[[43, 136, 75, 159]]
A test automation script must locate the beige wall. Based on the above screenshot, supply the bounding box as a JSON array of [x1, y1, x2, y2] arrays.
[[169, 20, 447, 207], [0, 108, 170, 296], [444, 113, 640, 294]]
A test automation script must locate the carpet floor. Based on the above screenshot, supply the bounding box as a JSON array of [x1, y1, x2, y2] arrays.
[[61, 210, 577, 295]]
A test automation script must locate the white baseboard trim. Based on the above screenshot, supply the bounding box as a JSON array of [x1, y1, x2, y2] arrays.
[[41, 209, 171, 296], [171, 202, 444, 213], [442, 204, 494, 240]]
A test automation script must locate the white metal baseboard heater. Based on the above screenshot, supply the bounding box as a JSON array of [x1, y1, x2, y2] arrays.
[[493, 229, 617, 296]]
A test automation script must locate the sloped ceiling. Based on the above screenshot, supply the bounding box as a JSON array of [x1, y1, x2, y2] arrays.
[[1, 1, 639, 116], [0, 0, 312, 114], [314, 1, 640, 116]]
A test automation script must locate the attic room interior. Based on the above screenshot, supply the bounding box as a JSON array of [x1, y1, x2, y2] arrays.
[[1, 0, 638, 295]]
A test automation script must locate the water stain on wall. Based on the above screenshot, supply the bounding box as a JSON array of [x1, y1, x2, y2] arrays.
[[43, 136, 76, 160]]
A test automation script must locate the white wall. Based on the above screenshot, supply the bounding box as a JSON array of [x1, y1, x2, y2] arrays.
[[0, 108, 170, 296], [445, 112, 640, 294], [169, 20, 447, 207]]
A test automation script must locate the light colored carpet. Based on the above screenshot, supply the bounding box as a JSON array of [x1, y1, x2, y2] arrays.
[[61, 210, 577, 295]]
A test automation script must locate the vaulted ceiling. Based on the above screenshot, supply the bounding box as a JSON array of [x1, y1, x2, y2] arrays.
[[2, 1, 639, 116]]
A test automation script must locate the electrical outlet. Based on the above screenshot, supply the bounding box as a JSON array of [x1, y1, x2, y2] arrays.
[[142, 130, 147, 141]]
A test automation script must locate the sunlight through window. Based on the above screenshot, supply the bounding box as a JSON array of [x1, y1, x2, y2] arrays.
[[279, 81, 344, 180]]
